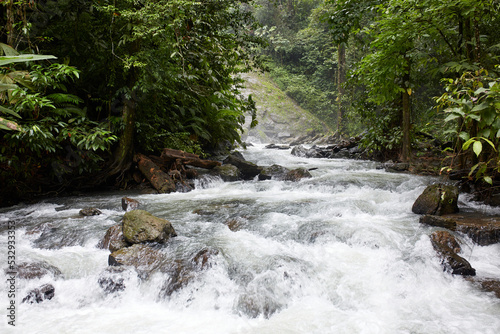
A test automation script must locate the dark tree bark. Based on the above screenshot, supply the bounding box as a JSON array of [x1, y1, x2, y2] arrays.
[[336, 42, 346, 138], [135, 154, 176, 193], [401, 53, 411, 163]]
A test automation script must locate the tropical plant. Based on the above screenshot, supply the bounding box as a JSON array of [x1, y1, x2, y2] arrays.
[[437, 66, 500, 184]]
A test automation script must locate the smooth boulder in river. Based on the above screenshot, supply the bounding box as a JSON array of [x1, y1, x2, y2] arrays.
[[122, 210, 177, 244], [412, 183, 459, 215]]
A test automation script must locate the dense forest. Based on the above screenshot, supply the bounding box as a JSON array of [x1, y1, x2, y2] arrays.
[[1, 0, 500, 206]]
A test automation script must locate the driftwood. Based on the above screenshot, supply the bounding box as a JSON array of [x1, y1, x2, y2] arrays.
[[134, 148, 221, 192], [161, 148, 221, 169], [135, 153, 176, 193]]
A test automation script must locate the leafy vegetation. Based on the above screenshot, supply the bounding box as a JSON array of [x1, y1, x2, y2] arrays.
[[2, 0, 500, 204]]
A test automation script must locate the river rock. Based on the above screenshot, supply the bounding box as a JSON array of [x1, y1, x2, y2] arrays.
[[109, 244, 166, 273], [79, 207, 102, 216], [265, 144, 290, 150], [122, 197, 140, 211], [383, 161, 410, 173], [412, 184, 459, 215], [211, 164, 241, 181], [420, 213, 500, 246], [430, 230, 461, 253], [258, 164, 290, 181], [224, 218, 245, 231], [284, 168, 312, 181], [223, 154, 262, 180], [98, 266, 131, 293], [22, 284, 55, 304], [430, 230, 475, 276], [158, 260, 192, 298], [98, 224, 129, 252], [191, 247, 219, 270], [291, 145, 323, 158], [122, 210, 177, 244], [467, 277, 500, 299], [13, 261, 62, 280]]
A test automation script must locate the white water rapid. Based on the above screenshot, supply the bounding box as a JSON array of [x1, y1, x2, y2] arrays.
[[1, 144, 500, 334]]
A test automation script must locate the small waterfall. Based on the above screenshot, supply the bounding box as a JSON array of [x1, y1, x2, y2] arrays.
[[1, 144, 500, 334]]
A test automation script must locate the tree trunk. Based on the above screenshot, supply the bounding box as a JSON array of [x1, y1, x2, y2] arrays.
[[109, 91, 136, 176], [135, 154, 176, 193], [5, 0, 14, 46], [401, 53, 411, 163], [336, 42, 346, 138], [107, 37, 140, 179]]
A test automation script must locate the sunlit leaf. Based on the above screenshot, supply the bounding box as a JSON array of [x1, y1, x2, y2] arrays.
[[473, 140, 482, 157]]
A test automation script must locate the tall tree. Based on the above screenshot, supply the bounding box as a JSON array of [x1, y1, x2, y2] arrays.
[[325, 0, 378, 137]]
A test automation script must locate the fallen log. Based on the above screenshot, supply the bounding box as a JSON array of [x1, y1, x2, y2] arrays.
[[161, 148, 199, 160], [135, 153, 176, 193], [160, 148, 221, 169]]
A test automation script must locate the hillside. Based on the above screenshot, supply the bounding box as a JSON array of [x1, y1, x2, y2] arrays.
[[240, 72, 332, 144]]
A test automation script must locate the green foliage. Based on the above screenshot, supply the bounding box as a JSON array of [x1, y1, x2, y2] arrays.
[[437, 66, 500, 183], [358, 106, 402, 154], [1, 55, 117, 187]]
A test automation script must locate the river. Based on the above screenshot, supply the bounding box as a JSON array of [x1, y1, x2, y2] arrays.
[[1, 144, 500, 333]]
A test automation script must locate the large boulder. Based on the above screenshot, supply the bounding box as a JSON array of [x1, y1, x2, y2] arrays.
[[430, 230, 475, 276], [284, 168, 312, 181], [291, 145, 323, 158], [98, 224, 129, 252], [258, 164, 290, 181], [122, 210, 177, 244], [108, 244, 166, 273], [211, 164, 241, 182], [412, 184, 459, 215], [223, 153, 262, 180]]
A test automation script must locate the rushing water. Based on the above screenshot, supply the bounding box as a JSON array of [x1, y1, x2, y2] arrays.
[[1, 144, 500, 334]]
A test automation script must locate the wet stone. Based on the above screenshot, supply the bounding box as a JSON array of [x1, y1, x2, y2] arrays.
[[98, 266, 131, 293], [79, 207, 102, 216], [121, 197, 140, 211], [22, 284, 55, 304], [98, 224, 129, 252], [13, 261, 62, 280]]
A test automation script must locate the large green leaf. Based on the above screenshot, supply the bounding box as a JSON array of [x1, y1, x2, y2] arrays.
[[0, 105, 21, 118], [0, 116, 20, 131], [0, 54, 57, 66]]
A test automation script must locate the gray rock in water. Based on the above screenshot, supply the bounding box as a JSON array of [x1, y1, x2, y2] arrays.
[[223, 154, 262, 180], [13, 262, 62, 280], [258, 164, 290, 181], [98, 224, 130, 252], [284, 168, 312, 181], [79, 207, 102, 216], [108, 244, 166, 274], [22, 284, 55, 304], [211, 164, 241, 181], [291, 145, 323, 158], [122, 197, 140, 211], [412, 184, 459, 215], [98, 266, 131, 293], [122, 210, 177, 244]]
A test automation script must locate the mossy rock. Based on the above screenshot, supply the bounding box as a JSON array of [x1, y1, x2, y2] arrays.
[[258, 164, 290, 181], [412, 184, 459, 215], [122, 210, 177, 244], [211, 164, 241, 182]]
